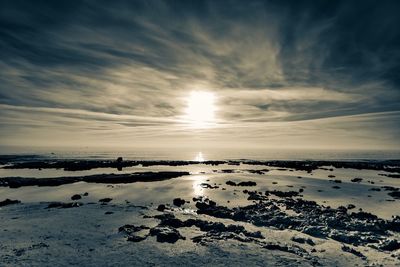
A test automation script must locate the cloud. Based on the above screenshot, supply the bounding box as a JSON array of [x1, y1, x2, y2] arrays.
[[0, 0, 399, 149]]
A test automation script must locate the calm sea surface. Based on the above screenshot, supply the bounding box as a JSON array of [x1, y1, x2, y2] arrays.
[[1, 146, 399, 161]]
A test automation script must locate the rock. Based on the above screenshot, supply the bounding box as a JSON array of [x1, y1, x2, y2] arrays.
[[83, 192, 89, 196], [347, 204, 356, 210], [0, 171, 190, 188], [199, 183, 219, 189], [119, 224, 150, 242], [351, 178, 363, 183], [388, 191, 400, 199], [157, 204, 166, 211], [173, 198, 186, 207], [149, 227, 185, 243], [332, 186, 341, 189], [192, 197, 203, 202], [369, 188, 381, 191], [226, 181, 237, 186], [0, 199, 21, 207], [71, 194, 82, 200], [265, 190, 300, 198], [99, 198, 112, 203], [119, 224, 149, 235], [291, 236, 315, 246], [117, 157, 123, 163], [302, 226, 326, 238], [104, 211, 114, 215], [127, 235, 147, 242], [237, 181, 257, 186], [379, 239, 400, 251], [351, 211, 378, 220], [46, 202, 82, 209], [341, 246, 366, 259]]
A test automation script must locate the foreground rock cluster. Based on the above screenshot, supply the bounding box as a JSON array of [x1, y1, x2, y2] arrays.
[[192, 193, 400, 251], [118, 189, 400, 262]]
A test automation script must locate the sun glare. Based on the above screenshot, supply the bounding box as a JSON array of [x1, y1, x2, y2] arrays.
[[185, 91, 216, 128]]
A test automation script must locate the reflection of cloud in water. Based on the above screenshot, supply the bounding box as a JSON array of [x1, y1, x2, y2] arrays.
[[192, 175, 208, 197]]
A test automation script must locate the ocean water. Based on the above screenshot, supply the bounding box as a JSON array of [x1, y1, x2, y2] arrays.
[[0, 146, 399, 161]]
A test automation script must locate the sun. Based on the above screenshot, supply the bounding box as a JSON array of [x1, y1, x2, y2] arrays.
[[184, 91, 216, 128]]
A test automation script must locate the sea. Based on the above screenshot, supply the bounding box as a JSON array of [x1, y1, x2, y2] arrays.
[[0, 146, 399, 161]]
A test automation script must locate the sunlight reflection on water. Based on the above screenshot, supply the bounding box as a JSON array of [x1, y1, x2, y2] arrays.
[[192, 174, 208, 196], [194, 152, 205, 162]]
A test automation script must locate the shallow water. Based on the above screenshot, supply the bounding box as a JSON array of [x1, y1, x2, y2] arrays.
[[1, 163, 399, 219]]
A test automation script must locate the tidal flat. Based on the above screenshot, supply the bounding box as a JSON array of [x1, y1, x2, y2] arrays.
[[1, 157, 399, 266]]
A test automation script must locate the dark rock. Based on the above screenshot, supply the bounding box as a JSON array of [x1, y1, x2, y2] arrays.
[[351, 178, 363, 183], [291, 236, 315, 246], [332, 186, 341, 189], [351, 211, 378, 220], [199, 183, 219, 189], [0, 171, 190, 188], [388, 191, 400, 199], [225, 181, 237, 186], [341, 246, 366, 259], [104, 211, 114, 215], [221, 169, 235, 173], [0, 199, 21, 207], [157, 204, 166, 211], [237, 181, 257, 186], [99, 198, 112, 203], [149, 227, 185, 243], [382, 186, 399, 191], [46, 202, 82, 209], [192, 197, 203, 202], [173, 198, 186, 207], [83, 192, 89, 196], [119, 224, 149, 235], [369, 188, 381, 191], [379, 239, 400, 251], [347, 204, 356, 210], [265, 190, 300, 198], [71, 194, 81, 200], [127, 235, 147, 242]]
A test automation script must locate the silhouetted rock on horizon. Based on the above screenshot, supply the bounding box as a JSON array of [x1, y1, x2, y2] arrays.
[[0, 171, 190, 188], [2, 159, 226, 171], [3, 158, 400, 174]]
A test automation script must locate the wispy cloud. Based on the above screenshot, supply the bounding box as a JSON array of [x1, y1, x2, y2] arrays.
[[0, 0, 399, 149]]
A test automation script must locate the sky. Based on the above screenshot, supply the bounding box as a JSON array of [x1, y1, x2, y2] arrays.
[[0, 0, 400, 151]]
